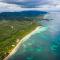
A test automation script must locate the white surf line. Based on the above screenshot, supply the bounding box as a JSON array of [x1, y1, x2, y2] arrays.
[[4, 26, 42, 60], [35, 26, 48, 34], [4, 26, 48, 60]]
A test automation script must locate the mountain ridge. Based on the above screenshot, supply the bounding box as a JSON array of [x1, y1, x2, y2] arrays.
[[0, 10, 47, 20]]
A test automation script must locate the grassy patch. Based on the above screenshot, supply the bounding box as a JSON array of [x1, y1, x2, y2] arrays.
[[0, 20, 38, 60]]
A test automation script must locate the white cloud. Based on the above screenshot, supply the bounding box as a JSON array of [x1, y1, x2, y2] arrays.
[[0, 2, 49, 12], [0, 2, 48, 12], [0, 0, 60, 12], [0, 2, 23, 12], [0, 0, 49, 8]]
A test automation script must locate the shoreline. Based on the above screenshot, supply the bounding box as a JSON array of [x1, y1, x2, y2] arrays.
[[4, 26, 41, 60]]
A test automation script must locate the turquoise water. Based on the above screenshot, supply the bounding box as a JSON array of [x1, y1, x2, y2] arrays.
[[8, 12, 60, 60]]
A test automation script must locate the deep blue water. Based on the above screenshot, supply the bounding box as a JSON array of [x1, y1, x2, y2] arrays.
[[8, 12, 60, 60]]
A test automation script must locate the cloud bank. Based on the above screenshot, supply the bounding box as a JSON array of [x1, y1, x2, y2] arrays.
[[0, 0, 60, 12]]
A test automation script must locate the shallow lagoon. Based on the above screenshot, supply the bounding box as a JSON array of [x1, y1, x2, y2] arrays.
[[8, 12, 60, 60]]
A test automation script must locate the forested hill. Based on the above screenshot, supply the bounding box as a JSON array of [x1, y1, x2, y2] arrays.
[[0, 11, 47, 20]]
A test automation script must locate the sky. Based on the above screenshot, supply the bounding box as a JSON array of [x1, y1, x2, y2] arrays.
[[0, 0, 60, 12]]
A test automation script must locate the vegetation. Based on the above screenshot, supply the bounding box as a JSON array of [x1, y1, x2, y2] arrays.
[[0, 19, 38, 60], [0, 11, 46, 60]]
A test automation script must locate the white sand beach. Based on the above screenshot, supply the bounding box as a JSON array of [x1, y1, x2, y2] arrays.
[[4, 26, 41, 60]]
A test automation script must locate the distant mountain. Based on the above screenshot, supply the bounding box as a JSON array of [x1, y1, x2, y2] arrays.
[[0, 10, 47, 20]]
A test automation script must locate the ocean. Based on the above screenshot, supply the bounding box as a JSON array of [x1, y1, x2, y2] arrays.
[[7, 12, 60, 60]]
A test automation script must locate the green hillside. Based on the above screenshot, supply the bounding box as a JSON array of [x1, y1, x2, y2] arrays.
[[0, 20, 38, 60]]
